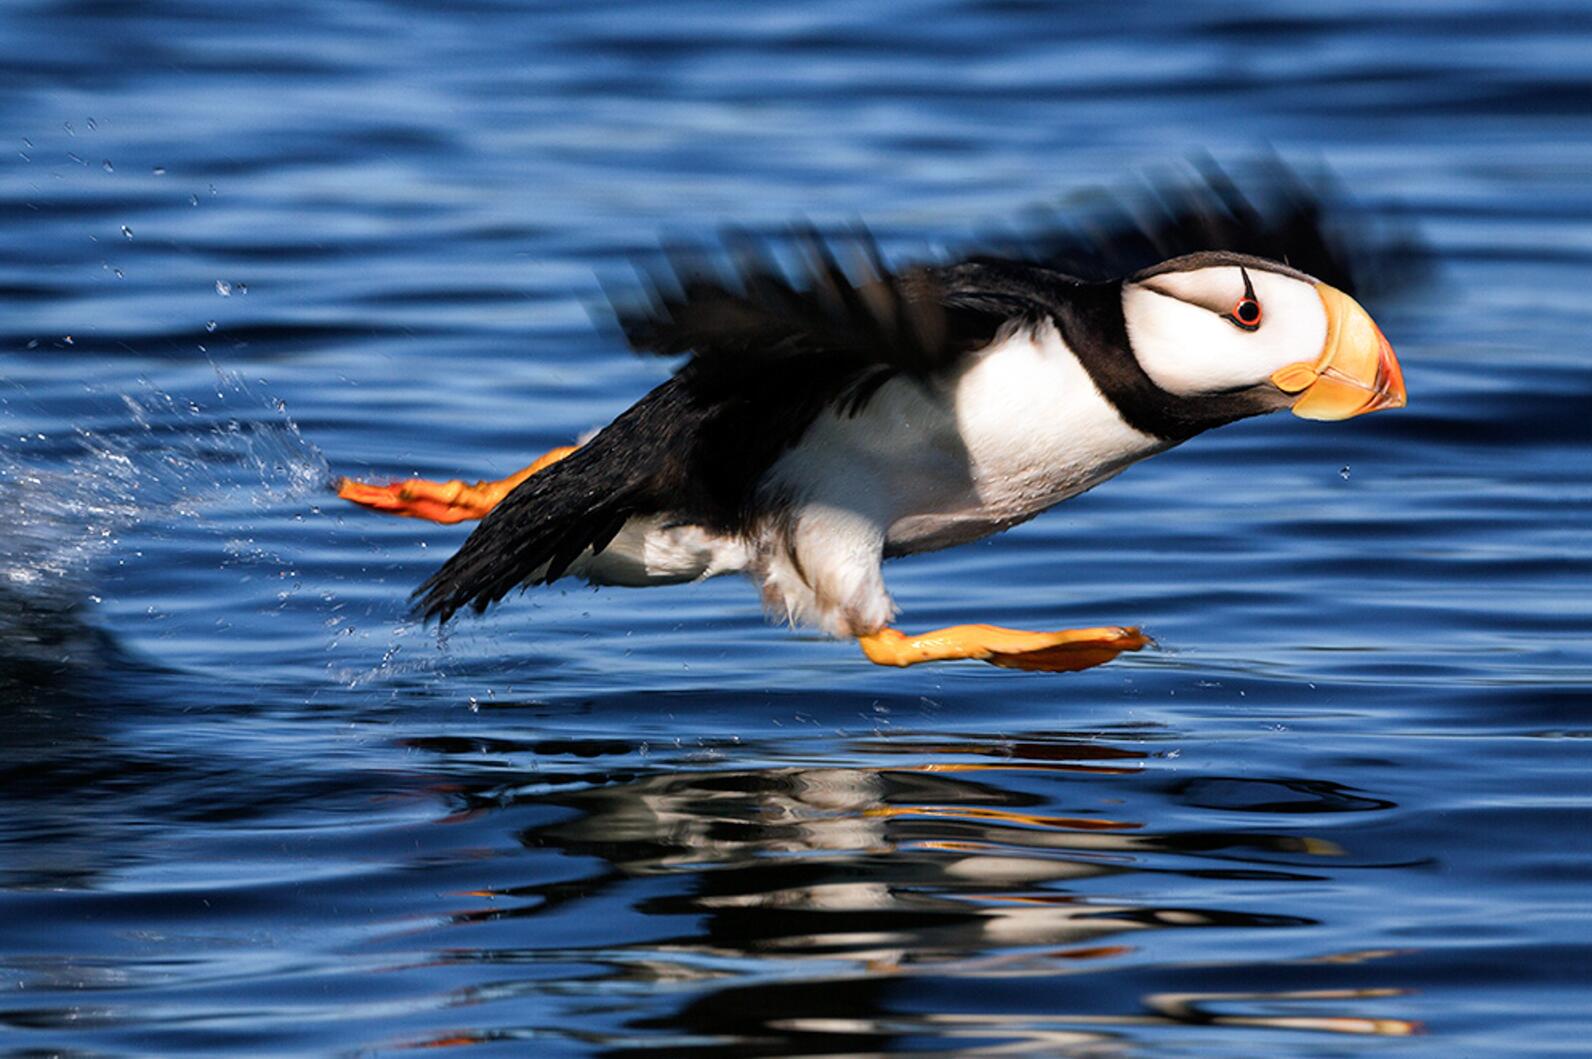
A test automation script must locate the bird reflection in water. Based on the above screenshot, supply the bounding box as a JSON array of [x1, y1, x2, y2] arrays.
[[764, 986, 1419, 1053], [410, 726, 1419, 1052]]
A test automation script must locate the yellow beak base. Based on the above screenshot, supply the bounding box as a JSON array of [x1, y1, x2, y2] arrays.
[[1272, 285, 1406, 421]]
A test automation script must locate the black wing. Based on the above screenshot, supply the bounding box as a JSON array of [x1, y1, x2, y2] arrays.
[[613, 156, 1421, 400], [413, 376, 706, 623], [964, 153, 1426, 301], [614, 226, 1010, 405]]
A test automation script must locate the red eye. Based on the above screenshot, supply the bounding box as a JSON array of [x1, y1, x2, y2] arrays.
[[1229, 297, 1262, 331]]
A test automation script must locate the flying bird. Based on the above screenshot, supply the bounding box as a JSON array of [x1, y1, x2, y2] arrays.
[[339, 161, 1413, 672]]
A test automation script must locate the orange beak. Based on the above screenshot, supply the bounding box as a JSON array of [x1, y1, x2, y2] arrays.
[[1270, 284, 1406, 421]]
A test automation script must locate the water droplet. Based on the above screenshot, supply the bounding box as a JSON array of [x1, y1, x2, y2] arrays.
[[63, 121, 74, 136], [208, 183, 217, 196], [112, 268, 123, 279], [66, 152, 85, 165], [189, 193, 199, 207], [151, 165, 166, 176], [102, 159, 114, 173], [22, 138, 32, 148], [205, 320, 218, 333], [63, 335, 74, 345], [235, 282, 247, 295], [1339, 465, 1351, 480], [86, 117, 97, 130], [215, 280, 232, 297], [120, 224, 133, 239]]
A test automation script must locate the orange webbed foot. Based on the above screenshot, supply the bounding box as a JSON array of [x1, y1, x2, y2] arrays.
[[336, 475, 499, 523], [337, 444, 578, 524], [858, 623, 1149, 673]]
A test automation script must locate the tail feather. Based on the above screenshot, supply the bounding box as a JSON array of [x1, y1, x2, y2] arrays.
[[417, 477, 639, 621], [411, 453, 643, 623], [412, 375, 700, 623]]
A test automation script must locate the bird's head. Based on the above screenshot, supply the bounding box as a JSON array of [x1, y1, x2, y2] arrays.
[[1120, 251, 1405, 421]]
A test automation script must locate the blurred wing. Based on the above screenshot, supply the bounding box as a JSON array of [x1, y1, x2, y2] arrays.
[[968, 154, 1429, 302], [609, 158, 1424, 391], [613, 226, 1008, 410]]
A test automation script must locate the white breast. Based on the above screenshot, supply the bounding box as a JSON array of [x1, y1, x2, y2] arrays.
[[948, 319, 1166, 521], [763, 319, 1166, 557]]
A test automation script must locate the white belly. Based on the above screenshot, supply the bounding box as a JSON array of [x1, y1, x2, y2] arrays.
[[575, 515, 750, 587]]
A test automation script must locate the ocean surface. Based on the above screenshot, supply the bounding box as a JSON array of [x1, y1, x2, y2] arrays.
[[2, 1, 1589, 1055]]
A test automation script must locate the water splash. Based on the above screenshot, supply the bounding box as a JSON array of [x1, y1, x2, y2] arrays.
[[0, 371, 328, 640]]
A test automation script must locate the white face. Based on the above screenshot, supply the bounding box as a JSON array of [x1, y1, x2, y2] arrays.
[[1120, 262, 1328, 397]]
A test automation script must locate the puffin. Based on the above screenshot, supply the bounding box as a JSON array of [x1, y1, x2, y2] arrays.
[[338, 161, 1412, 673]]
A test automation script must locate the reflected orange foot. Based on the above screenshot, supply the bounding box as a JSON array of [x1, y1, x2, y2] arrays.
[[336, 444, 577, 524], [858, 624, 1149, 673]]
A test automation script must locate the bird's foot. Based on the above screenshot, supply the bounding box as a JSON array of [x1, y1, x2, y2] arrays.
[[858, 623, 1149, 673], [336, 444, 578, 524]]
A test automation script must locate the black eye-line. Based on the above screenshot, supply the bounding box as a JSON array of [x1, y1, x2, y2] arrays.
[[1224, 266, 1262, 333]]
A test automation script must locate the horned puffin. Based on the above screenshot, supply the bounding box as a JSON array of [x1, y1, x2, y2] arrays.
[[339, 162, 1411, 672]]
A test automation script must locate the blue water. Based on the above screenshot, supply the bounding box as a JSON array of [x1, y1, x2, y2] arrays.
[[2, 1, 1589, 1055]]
